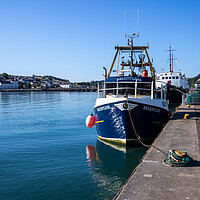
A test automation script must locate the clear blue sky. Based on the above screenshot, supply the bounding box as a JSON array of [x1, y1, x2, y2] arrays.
[[0, 0, 199, 82]]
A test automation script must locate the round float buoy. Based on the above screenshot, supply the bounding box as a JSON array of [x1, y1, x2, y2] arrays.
[[86, 114, 95, 128], [142, 70, 148, 77]]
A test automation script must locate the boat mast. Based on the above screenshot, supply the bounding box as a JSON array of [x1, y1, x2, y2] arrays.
[[165, 46, 176, 72], [171, 53, 177, 72], [169, 46, 172, 72], [172, 53, 173, 72], [125, 11, 139, 76], [128, 36, 134, 76], [108, 11, 155, 79]]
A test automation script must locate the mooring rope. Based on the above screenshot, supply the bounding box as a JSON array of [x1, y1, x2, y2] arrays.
[[125, 95, 195, 166], [163, 149, 194, 167], [125, 95, 168, 156]]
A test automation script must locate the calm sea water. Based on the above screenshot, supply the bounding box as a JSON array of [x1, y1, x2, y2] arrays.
[[0, 92, 147, 200]]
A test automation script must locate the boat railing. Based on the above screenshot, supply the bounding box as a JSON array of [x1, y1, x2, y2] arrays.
[[97, 81, 166, 100]]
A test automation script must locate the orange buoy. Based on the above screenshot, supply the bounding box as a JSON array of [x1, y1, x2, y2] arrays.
[[142, 70, 148, 77], [86, 114, 95, 128]]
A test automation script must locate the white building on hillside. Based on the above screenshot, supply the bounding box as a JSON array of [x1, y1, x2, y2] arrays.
[[60, 83, 72, 88], [0, 81, 18, 89], [195, 83, 200, 91]]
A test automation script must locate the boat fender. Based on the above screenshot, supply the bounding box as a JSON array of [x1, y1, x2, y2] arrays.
[[142, 70, 148, 77], [168, 111, 172, 117], [86, 114, 95, 128]]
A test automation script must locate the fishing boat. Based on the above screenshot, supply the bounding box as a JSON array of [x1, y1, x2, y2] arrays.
[[93, 35, 169, 146], [156, 46, 188, 103]]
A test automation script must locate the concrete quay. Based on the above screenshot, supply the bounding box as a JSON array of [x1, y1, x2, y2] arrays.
[[115, 105, 200, 200]]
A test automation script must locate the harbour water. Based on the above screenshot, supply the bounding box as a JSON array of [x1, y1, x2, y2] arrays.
[[0, 92, 147, 200]]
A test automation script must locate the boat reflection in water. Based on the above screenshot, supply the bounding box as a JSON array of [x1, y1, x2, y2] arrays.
[[86, 139, 147, 200]]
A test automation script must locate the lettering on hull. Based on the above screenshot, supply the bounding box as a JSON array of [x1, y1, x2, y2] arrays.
[[97, 105, 111, 112], [143, 106, 160, 113]]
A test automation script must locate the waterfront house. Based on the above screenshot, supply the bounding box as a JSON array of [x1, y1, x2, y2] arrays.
[[0, 80, 18, 89], [60, 83, 72, 88]]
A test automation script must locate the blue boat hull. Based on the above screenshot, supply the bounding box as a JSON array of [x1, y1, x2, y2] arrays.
[[94, 100, 169, 145]]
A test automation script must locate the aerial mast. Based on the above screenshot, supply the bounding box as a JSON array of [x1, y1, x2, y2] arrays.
[[125, 10, 139, 76], [165, 46, 176, 72], [171, 53, 177, 72]]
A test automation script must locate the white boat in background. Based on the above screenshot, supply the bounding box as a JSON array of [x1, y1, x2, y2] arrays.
[[156, 46, 188, 102], [156, 71, 187, 89]]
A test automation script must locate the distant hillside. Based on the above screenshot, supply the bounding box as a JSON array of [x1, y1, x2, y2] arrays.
[[44, 75, 69, 83], [187, 74, 200, 88], [75, 81, 98, 87]]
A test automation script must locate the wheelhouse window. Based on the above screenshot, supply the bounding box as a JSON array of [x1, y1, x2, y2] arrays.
[[118, 83, 135, 95], [137, 83, 151, 95], [105, 83, 117, 95], [105, 82, 151, 96]]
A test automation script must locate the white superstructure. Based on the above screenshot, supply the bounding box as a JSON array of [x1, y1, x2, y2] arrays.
[[156, 72, 187, 89]]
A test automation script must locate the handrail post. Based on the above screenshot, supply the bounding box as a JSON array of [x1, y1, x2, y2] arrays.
[[116, 79, 118, 97], [97, 82, 99, 98], [161, 84, 163, 100], [104, 81, 106, 98], [102, 81, 104, 98], [151, 81, 154, 99], [135, 79, 137, 98], [164, 84, 166, 99]]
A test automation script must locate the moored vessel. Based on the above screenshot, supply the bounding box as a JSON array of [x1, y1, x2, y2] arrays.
[[156, 46, 188, 103], [93, 35, 169, 145]]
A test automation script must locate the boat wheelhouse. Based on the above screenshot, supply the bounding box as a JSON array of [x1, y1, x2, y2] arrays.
[[93, 41, 169, 145]]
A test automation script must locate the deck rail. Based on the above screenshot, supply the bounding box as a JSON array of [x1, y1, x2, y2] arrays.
[[97, 81, 166, 100]]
